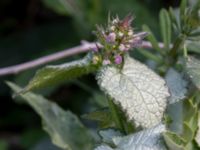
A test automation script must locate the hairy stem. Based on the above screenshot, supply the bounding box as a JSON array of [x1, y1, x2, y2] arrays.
[[0, 41, 164, 77]]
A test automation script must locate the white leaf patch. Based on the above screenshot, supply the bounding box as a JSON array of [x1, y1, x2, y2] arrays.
[[97, 56, 169, 128], [165, 68, 187, 104], [94, 124, 166, 150], [113, 124, 166, 150], [94, 145, 113, 150]]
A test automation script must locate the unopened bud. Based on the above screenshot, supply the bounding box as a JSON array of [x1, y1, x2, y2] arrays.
[[119, 44, 126, 51], [106, 32, 116, 43], [103, 59, 111, 65]]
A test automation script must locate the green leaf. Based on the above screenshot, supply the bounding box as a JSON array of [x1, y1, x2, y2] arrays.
[[142, 25, 161, 52], [0, 140, 8, 150], [195, 112, 200, 147], [42, 0, 82, 18], [169, 7, 180, 32], [24, 53, 97, 92], [7, 82, 93, 150], [163, 131, 186, 150], [159, 9, 172, 49], [82, 109, 114, 128], [97, 55, 169, 128], [180, 0, 187, 18], [185, 56, 200, 90], [186, 41, 200, 54]]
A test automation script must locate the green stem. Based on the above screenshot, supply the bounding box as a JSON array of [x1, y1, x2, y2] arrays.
[[183, 43, 188, 58], [107, 97, 125, 132]]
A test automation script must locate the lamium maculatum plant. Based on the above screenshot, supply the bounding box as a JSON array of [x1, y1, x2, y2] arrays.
[[7, 0, 200, 149]]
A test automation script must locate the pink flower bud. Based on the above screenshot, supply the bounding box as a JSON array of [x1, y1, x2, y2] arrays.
[[92, 46, 98, 52], [103, 59, 111, 65], [114, 55, 122, 64], [119, 44, 126, 51], [106, 32, 116, 43]]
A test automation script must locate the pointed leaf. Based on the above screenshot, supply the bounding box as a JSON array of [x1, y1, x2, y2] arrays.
[[185, 56, 200, 90], [113, 124, 166, 150], [97, 55, 169, 128], [42, 0, 82, 18], [7, 82, 93, 150], [24, 54, 97, 92], [180, 0, 187, 17], [163, 131, 186, 150], [142, 25, 161, 52], [159, 9, 172, 49], [195, 112, 200, 147], [165, 68, 187, 104], [82, 109, 114, 128]]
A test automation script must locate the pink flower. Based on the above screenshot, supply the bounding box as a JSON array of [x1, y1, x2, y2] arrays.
[[103, 59, 111, 65], [114, 55, 122, 64], [119, 44, 126, 51], [92, 46, 98, 52], [106, 32, 116, 43]]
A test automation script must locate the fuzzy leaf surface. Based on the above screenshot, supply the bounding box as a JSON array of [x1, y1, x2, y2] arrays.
[[95, 124, 166, 150], [7, 82, 93, 150], [165, 68, 187, 104], [24, 54, 97, 92], [186, 56, 200, 90], [97, 56, 169, 128]]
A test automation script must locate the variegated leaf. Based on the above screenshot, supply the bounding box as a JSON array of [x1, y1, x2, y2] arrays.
[[97, 55, 169, 128]]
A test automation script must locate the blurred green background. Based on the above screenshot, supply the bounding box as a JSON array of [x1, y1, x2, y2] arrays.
[[0, 0, 180, 149]]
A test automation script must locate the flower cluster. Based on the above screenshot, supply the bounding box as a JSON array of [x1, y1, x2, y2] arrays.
[[92, 15, 147, 66]]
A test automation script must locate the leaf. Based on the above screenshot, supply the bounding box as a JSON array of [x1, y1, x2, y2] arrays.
[[82, 109, 114, 128], [7, 82, 93, 150], [165, 68, 187, 104], [159, 9, 172, 49], [94, 145, 113, 150], [163, 131, 186, 150], [166, 101, 183, 134], [186, 40, 200, 54], [99, 129, 123, 145], [97, 55, 169, 128], [113, 124, 166, 150], [24, 53, 97, 92], [165, 98, 199, 150], [42, 0, 82, 18], [195, 112, 200, 147], [142, 25, 161, 52], [180, 0, 187, 18], [95, 124, 166, 150], [185, 56, 200, 90]]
